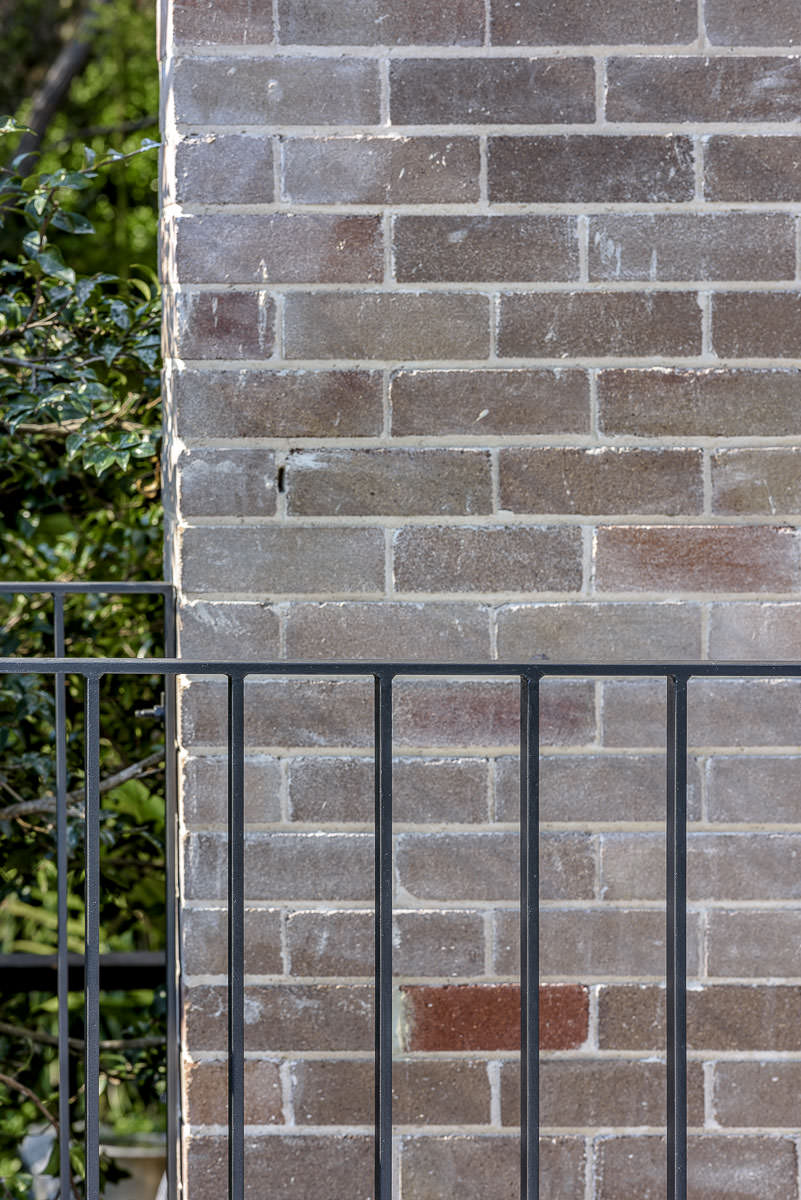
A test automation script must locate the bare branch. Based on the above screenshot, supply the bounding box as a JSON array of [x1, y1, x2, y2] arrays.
[[0, 1020, 165, 1054], [0, 748, 164, 820]]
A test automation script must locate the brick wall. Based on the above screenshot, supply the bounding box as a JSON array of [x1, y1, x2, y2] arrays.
[[160, 0, 801, 1195]]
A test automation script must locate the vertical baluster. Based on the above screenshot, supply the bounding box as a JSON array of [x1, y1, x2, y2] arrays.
[[520, 672, 540, 1200], [666, 674, 688, 1200], [84, 675, 101, 1200], [54, 596, 71, 1199], [227, 673, 246, 1200], [374, 672, 393, 1200]]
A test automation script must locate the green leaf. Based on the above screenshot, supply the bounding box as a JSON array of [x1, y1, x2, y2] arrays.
[[34, 247, 76, 284], [109, 299, 131, 330]]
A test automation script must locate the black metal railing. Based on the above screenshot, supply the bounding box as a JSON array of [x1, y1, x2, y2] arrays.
[[3, 653, 801, 1200], [0, 582, 177, 1200]]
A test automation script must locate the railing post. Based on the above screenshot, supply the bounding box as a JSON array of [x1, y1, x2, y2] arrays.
[[666, 672, 688, 1200], [374, 670, 394, 1200], [84, 674, 101, 1200], [227, 673, 246, 1200], [520, 670, 541, 1200]]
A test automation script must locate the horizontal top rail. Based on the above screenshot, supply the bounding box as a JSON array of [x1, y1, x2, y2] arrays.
[[2, 657, 801, 677], [0, 581, 173, 595]]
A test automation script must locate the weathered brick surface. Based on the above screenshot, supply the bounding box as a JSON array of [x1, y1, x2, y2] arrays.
[[184, 983, 374, 1051], [709, 602, 801, 659], [181, 753, 282, 823], [708, 910, 801, 977], [399, 1136, 585, 1200], [496, 601, 703, 662], [171, 0, 274, 44], [393, 525, 584, 593], [174, 135, 273, 205], [285, 601, 491, 660], [184, 1060, 282, 1126], [394, 215, 580, 283], [597, 1136, 798, 1200], [705, 0, 801, 45], [491, 0, 697, 44], [168, 291, 274, 360], [277, 0, 485, 46], [291, 1059, 490, 1125], [713, 1062, 801, 1127], [705, 137, 801, 202], [711, 292, 801, 358], [184, 1136, 374, 1200], [181, 906, 283, 975], [606, 57, 801, 122], [599, 985, 801, 1050], [712, 448, 801, 514], [177, 448, 276, 517], [178, 601, 281, 660]]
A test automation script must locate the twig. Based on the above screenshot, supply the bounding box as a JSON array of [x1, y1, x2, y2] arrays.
[[0, 748, 165, 820], [0, 1021, 165, 1054]]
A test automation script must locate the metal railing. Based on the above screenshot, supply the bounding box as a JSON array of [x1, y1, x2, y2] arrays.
[[3, 651, 801, 1200], [0, 582, 177, 1200]]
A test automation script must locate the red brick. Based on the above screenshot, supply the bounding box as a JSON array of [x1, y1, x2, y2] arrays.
[[705, 136, 801, 202], [287, 754, 490, 824], [184, 1135, 373, 1200], [172, 0, 274, 43], [606, 56, 801, 122], [180, 526, 385, 594], [283, 136, 481, 204], [285, 448, 492, 516], [399, 1135, 585, 1200], [183, 1060, 281, 1126], [291, 1058, 490, 1126], [173, 369, 383, 438], [489, 135, 694, 203], [168, 291, 274, 360], [173, 56, 380, 125], [389, 58, 595, 124], [499, 447, 702, 515], [598, 367, 801, 437], [394, 216, 579, 283], [595, 525, 801, 594], [174, 134, 273, 204], [392, 678, 596, 749], [277, 0, 485, 45], [599, 984, 801, 1050], [393, 525, 583, 593], [705, 0, 801, 45], [177, 448, 276, 517], [709, 602, 801, 659], [498, 292, 702, 358], [179, 602, 281, 661], [589, 213, 795, 281], [390, 369, 590, 436], [597, 1136, 798, 1200], [174, 214, 383, 284], [401, 983, 588, 1051], [712, 292, 801, 359], [395, 830, 594, 901], [501, 1059, 705, 1127], [184, 983, 374, 1051], [284, 292, 491, 360], [496, 601, 703, 663], [491, 0, 696, 43]]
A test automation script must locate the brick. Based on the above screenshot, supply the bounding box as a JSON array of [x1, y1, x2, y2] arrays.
[[399, 1135, 585, 1200], [598, 984, 801, 1050], [598, 367, 801, 437], [499, 447, 702, 516], [393, 525, 583, 593], [180, 526, 385, 594], [184, 983, 374, 1051], [285, 448, 493, 516], [174, 214, 383, 284], [284, 292, 491, 360], [498, 292, 702, 358], [495, 909, 701, 976], [173, 369, 383, 439], [488, 135, 694, 203], [285, 602, 491, 663], [173, 56, 380, 125], [606, 56, 801, 122], [389, 58, 595, 124], [712, 292, 801, 359], [283, 136, 481, 204], [288, 755, 490, 824], [181, 906, 282, 975], [174, 134, 273, 204], [181, 753, 282, 824], [286, 908, 487, 976], [390, 369, 590, 437], [714, 1062, 801, 1127], [708, 910, 801, 977], [597, 1136, 798, 1200], [705, 0, 801, 45], [401, 984, 588, 1051], [292, 1060, 489, 1126], [601, 832, 801, 901], [182, 830, 373, 900], [277, 0, 484, 45], [712, 448, 801, 515], [393, 216, 579, 283], [178, 602, 281, 661], [177, 448, 276, 517], [179, 677, 374, 748], [495, 753, 703, 823], [491, 0, 696, 44], [392, 678, 596, 749], [168, 291, 274, 360], [709, 602, 801, 659], [705, 136, 801, 202], [501, 1059, 705, 1127], [595, 525, 801, 594], [602, 678, 801, 748], [496, 602, 703, 663], [589, 213, 795, 282], [184, 1135, 373, 1200], [183, 1060, 281, 1126], [396, 830, 594, 902], [708, 755, 801, 822], [172, 0, 274, 43]]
